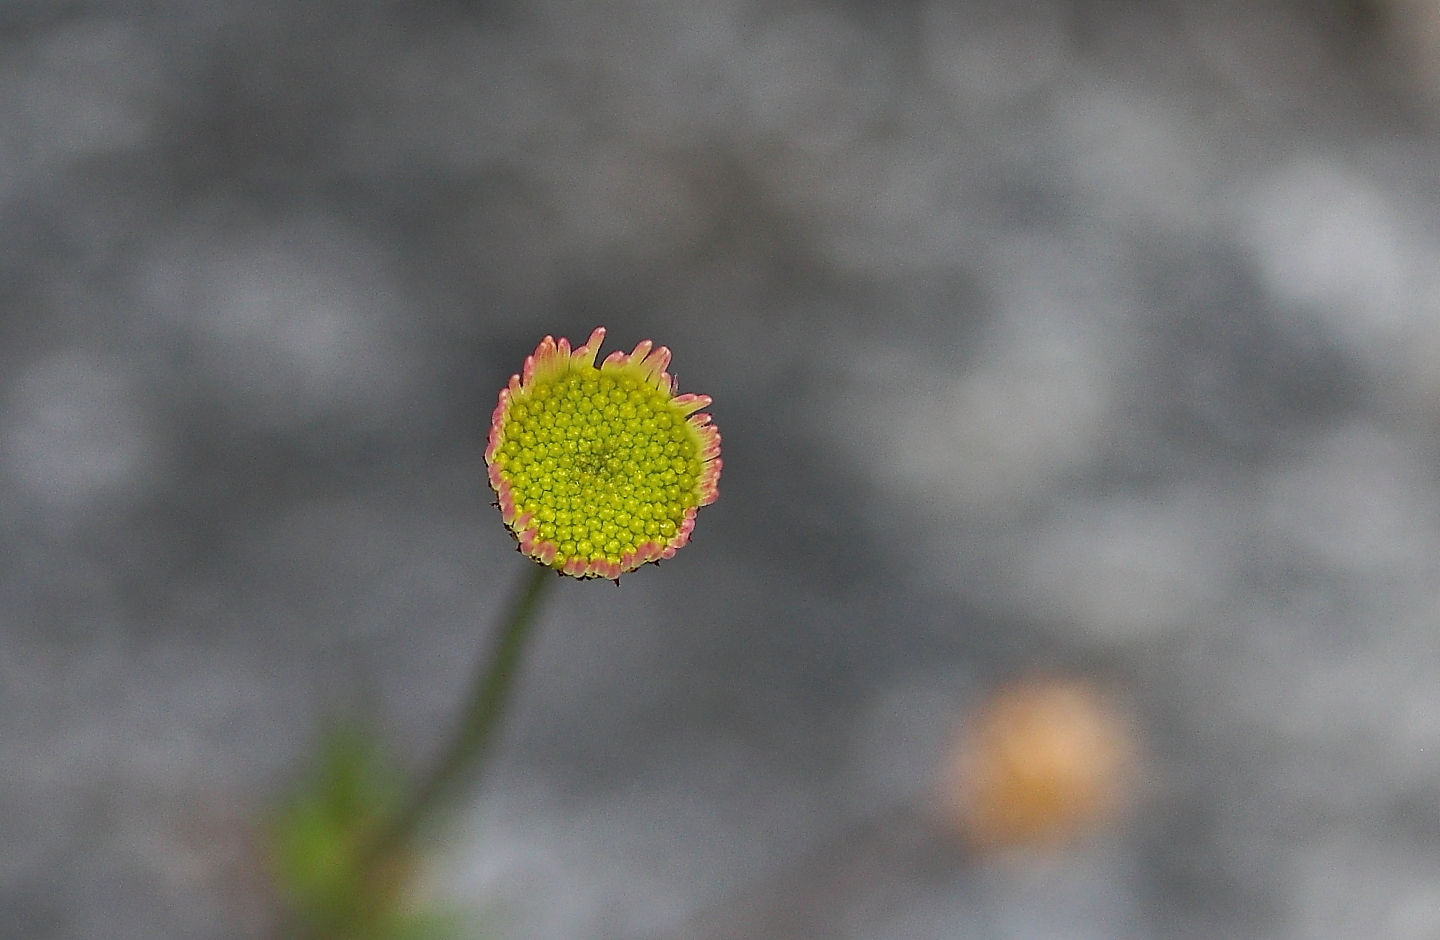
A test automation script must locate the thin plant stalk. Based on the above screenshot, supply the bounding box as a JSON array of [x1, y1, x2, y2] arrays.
[[364, 561, 554, 870]]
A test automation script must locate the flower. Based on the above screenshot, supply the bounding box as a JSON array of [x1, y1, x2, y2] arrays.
[[938, 677, 1137, 849], [485, 327, 721, 580]]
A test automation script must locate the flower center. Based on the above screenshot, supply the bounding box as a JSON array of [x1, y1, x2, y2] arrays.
[[492, 367, 705, 566]]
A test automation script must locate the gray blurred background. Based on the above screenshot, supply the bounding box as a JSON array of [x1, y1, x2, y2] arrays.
[[6, 0, 1440, 938]]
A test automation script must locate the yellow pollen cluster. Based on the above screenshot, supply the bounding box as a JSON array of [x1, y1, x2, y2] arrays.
[[491, 369, 705, 568]]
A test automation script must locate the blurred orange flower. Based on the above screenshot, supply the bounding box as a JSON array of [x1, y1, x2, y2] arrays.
[[939, 677, 1138, 850]]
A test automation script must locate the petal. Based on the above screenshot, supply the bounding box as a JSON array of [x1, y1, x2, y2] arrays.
[[574, 327, 607, 367], [628, 340, 654, 367], [522, 335, 559, 387], [672, 393, 712, 417], [646, 345, 672, 376]]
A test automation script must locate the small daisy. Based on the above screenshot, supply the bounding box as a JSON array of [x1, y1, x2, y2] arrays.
[[485, 327, 721, 580]]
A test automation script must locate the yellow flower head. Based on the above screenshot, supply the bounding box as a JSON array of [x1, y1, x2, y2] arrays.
[[485, 328, 721, 580]]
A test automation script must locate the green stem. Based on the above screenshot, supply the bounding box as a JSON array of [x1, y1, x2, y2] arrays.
[[365, 561, 554, 866]]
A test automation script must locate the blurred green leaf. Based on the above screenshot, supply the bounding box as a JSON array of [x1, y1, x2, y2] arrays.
[[268, 726, 474, 940]]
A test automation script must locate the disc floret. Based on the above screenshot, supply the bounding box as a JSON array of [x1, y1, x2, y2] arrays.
[[485, 328, 721, 579]]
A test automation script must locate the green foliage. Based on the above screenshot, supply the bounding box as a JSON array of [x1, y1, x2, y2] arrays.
[[268, 726, 472, 940]]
